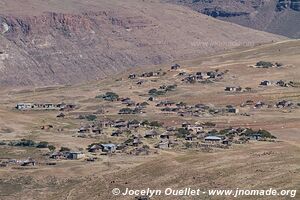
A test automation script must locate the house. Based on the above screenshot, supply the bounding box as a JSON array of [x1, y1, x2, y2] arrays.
[[91, 127, 102, 134], [99, 120, 113, 128], [204, 136, 222, 142], [50, 152, 65, 159], [160, 132, 170, 140], [157, 141, 170, 149], [148, 96, 155, 101], [128, 74, 137, 79], [59, 103, 76, 111], [255, 101, 265, 108], [276, 100, 293, 108], [187, 125, 204, 133], [178, 72, 187, 76], [67, 152, 85, 160], [260, 80, 272, 86], [122, 99, 136, 106], [133, 137, 142, 147], [225, 87, 242, 92], [111, 130, 122, 137], [182, 75, 196, 83], [41, 125, 53, 130], [195, 104, 209, 110], [136, 80, 144, 85], [88, 145, 102, 152], [185, 134, 194, 141], [222, 140, 230, 145], [156, 100, 175, 107], [171, 64, 181, 70], [20, 158, 36, 166], [127, 120, 140, 129], [57, 113, 65, 118], [276, 80, 288, 87], [100, 144, 117, 153], [78, 126, 90, 133], [144, 130, 159, 138], [114, 120, 127, 128], [16, 103, 33, 110], [182, 122, 191, 128], [227, 107, 239, 113]]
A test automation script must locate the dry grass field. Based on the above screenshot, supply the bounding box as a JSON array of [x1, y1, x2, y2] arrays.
[[0, 40, 299, 200]]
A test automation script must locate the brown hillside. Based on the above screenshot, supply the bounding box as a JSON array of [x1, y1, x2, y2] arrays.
[[0, 0, 285, 87]]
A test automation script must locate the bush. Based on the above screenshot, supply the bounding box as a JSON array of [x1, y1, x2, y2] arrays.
[[218, 128, 230, 135], [140, 102, 149, 107], [242, 128, 276, 139], [12, 139, 36, 147], [208, 129, 218, 135], [257, 129, 276, 139], [124, 138, 134, 144], [98, 92, 119, 101], [48, 145, 56, 151], [184, 142, 193, 148], [36, 141, 49, 148], [141, 120, 150, 126], [202, 122, 216, 127], [119, 108, 134, 114], [256, 61, 273, 68], [165, 84, 177, 91], [86, 114, 97, 121], [149, 121, 163, 127], [155, 90, 166, 95], [176, 128, 190, 138], [59, 147, 71, 152], [148, 89, 158, 95]]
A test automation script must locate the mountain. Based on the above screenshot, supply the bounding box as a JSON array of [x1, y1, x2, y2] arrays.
[[0, 0, 285, 87], [166, 0, 300, 38]]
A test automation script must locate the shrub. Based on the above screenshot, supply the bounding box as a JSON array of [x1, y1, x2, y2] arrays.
[[140, 102, 149, 107], [257, 129, 276, 139], [59, 147, 71, 152], [36, 141, 49, 148], [13, 139, 36, 147], [86, 114, 97, 121], [141, 120, 150, 126], [149, 121, 163, 127], [202, 122, 216, 127], [48, 145, 56, 151], [98, 92, 119, 101], [256, 61, 273, 68], [165, 84, 177, 91], [184, 142, 193, 148], [119, 108, 134, 114], [148, 89, 158, 95], [176, 128, 190, 138], [155, 90, 166, 95], [242, 128, 276, 139]]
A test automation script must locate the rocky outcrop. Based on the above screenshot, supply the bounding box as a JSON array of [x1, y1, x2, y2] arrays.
[[277, 0, 300, 11], [166, 0, 300, 38], [203, 7, 249, 18]]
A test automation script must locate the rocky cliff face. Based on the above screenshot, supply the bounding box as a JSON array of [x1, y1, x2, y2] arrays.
[[0, 0, 285, 87], [166, 0, 300, 38], [277, 0, 300, 11]]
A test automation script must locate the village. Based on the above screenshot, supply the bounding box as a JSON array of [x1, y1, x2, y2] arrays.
[[2, 60, 297, 170]]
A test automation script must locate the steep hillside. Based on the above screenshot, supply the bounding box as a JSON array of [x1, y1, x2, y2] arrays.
[[0, 0, 284, 87], [166, 0, 300, 38]]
